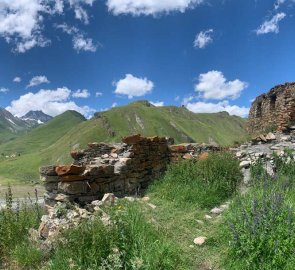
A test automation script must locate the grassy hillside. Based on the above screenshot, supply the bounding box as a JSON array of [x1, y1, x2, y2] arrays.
[[0, 110, 86, 183], [0, 101, 248, 183]]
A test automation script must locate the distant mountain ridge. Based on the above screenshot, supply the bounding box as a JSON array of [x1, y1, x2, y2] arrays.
[[21, 110, 53, 124], [0, 101, 248, 182], [0, 108, 33, 143]]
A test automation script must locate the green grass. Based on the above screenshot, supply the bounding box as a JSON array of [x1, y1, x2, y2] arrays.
[[222, 158, 295, 270], [0, 186, 43, 268], [47, 204, 185, 270], [149, 153, 241, 208], [2, 152, 295, 270]]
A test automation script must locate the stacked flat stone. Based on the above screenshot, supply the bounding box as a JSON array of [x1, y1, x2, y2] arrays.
[[169, 143, 221, 161], [41, 134, 170, 207], [248, 82, 295, 134]]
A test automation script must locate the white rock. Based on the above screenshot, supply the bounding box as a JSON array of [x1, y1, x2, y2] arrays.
[[242, 168, 251, 185], [193, 236, 207, 246], [124, 196, 135, 202], [240, 160, 251, 169], [102, 193, 117, 206], [147, 203, 157, 209], [204, 214, 212, 220], [236, 151, 246, 158], [266, 132, 276, 141], [210, 207, 223, 215]]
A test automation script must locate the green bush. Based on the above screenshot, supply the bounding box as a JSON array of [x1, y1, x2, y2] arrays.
[[48, 204, 185, 270], [227, 167, 295, 270], [149, 152, 241, 208]]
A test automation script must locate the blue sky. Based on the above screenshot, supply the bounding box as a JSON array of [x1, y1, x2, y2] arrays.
[[0, 0, 295, 118]]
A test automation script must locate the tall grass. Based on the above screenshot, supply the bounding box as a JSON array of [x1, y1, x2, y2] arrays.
[[149, 152, 241, 208], [0, 186, 43, 267], [47, 203, 186, 270]]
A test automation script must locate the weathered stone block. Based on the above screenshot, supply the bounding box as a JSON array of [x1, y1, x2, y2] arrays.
[[56, 165, 85, 176], [122, 134, 143, 145], [58, 181, 89, 195], [39, 165, 57, 176], [61, 175, 88, 182], [44, 182, 58, 192], [40, 175, 60, 183]]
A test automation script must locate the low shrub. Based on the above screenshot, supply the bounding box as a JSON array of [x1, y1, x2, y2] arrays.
[[149, 152, 241, 208]]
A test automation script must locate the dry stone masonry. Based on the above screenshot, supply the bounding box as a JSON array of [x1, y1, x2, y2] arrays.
[[248, 82, 295, 134], [232, 131, 295, 187], [40, 134, 221, 208]]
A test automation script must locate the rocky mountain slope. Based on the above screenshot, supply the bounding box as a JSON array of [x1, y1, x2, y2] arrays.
[[0, 101, 248, 182], [0, 108, 32, 144], [21, 110, 53, 124]]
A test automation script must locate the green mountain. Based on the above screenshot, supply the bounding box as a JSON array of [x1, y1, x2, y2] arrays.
[[0, 101, 248, 183], [0, 110, 86, 183]]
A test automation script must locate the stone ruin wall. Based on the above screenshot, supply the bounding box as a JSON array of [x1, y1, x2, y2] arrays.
[[247, 82, 295, 135], [40, 134, 221, 208]]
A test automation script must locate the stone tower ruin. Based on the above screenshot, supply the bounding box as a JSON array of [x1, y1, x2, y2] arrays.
[[247, 82, 295, 134]]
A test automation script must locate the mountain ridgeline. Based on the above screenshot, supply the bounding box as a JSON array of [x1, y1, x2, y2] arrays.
[[21, 110, 53, 124], [0, 108, 53, 144], [0, 101, 248, 182]]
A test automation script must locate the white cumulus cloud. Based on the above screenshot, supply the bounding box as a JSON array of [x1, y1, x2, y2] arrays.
[[0, 87, 9, 93], [0, 0, 48, 53], [256, 12, 286, 35], [0, 0, 96, 52], [13, 77, 22, 83], [194, 29, 213, 49], [194, 70, 248, 100], [72, 89, 90, 98], [95, 91, 103, 97], [106, 0, 204, 16], [27, 75, 50, 88], [186, 100, 249, 118], [114, 74, 154, 99], [6, 87, 94, 117]]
